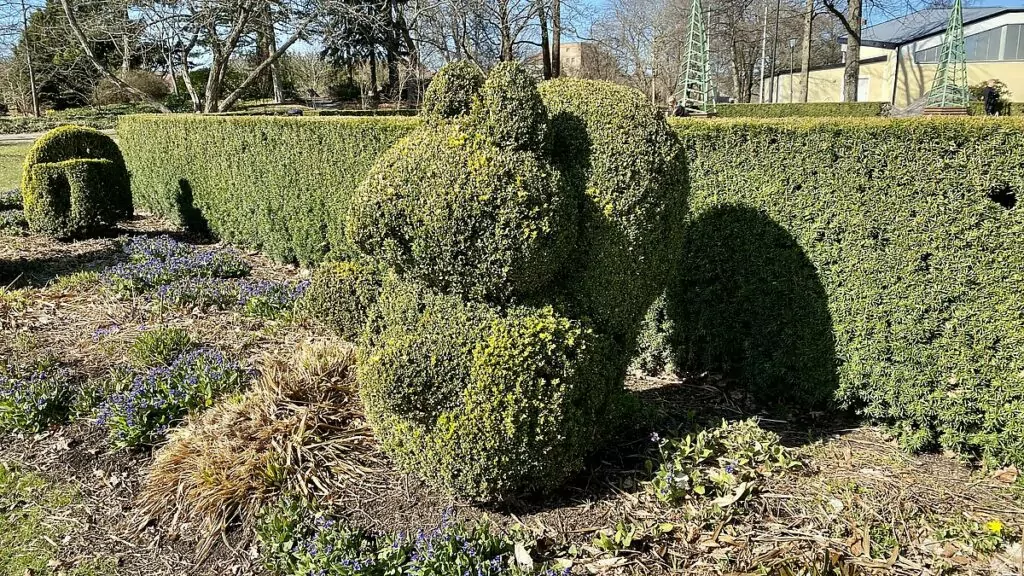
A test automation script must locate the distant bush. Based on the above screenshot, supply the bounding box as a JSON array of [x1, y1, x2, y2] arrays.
[[93, 71, 171, 105], [20, 125, 131, 238], [713, 102, 889, 118]]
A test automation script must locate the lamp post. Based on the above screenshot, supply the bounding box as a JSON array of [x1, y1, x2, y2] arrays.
[[788, 38, 797, 103]]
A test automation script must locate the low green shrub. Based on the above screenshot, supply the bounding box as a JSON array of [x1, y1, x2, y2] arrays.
[[646, 419, 800, 508], [968, 101, 1024, 116], [422, 60, 485, 120], [662, 117, 1024, 466], [119, 115, 417, 264], [96, 347, 245, 448], [347, 123, 573, 302], [0, 188, 19, 208], [539, 78, 687, 340], [258, 500, 560, 576], [20, 126, 131, 238], [0, 361, 76, 433], [128, 327, 194, 367], [0, 209, 25, 236], [298, 261, 382, 340], [713, 102, 889, 118]]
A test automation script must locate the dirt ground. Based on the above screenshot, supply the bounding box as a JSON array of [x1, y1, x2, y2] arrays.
[[2, 216, 1023, 576]]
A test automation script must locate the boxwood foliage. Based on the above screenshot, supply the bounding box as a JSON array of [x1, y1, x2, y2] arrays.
[[298, 260, 382, 341], [353, 63, 681, 500], [663, 116, 1024, 466], [539, 78, 687, 341], [473, 61, 548, 152], [714, 102, 889, 118], [21, 125, 131, 238], [358, 277, 620, 500], [347, 122, 574, 303], [119, 115, 418, 265], [421, 60, 485, 121]]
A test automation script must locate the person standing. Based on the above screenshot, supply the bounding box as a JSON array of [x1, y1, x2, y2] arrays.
[[982, 81, 999, 116]]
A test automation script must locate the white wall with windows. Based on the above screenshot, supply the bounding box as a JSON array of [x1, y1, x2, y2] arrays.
[[912, 12, 1024, 63]]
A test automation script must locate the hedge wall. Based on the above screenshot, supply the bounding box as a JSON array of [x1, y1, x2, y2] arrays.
[[714, 102, 888, 118], [667, 116, 1024, 467], [120, 114, 417, 264], [968, 101, 1024, 116]]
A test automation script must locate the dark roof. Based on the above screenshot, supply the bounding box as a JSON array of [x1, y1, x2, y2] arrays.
[[840, 7, 1023, 48], [770, 55, 887, 78]]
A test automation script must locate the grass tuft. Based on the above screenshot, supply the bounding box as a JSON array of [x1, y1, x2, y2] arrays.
[[140, 340, 380, 556]]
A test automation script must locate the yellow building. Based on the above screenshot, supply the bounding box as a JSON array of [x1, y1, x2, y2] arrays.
[[772, 7, 1024, 106]]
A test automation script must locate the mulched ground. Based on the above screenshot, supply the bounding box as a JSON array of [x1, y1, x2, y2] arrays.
[[2, 216, 1023, 576]]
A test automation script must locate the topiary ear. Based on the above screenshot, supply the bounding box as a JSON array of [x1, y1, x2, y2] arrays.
[[475, 61, 547, 152], [422, 61, 485, 121]]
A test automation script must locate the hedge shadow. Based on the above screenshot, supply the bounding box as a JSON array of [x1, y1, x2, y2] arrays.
[[665, 204, 839, 415]]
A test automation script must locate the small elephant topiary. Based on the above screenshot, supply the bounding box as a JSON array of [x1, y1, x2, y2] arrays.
[[21, 125, 132, 238], [346, 61, 686, 501]]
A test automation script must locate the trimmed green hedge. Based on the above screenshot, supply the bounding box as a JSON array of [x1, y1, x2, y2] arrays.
[[120, 115, 418, 264], [664, 116, 1024, 466], [968, 101, 1024, 116], [714, 102, 889, 118]]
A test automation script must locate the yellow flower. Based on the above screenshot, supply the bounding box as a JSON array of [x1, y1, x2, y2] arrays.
[[985, 519, 1004, 535]]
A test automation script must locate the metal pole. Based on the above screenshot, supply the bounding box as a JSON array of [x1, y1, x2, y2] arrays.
[[790, 45, 794, 103], [759, 0, 768, 102], [769, 0, 781, 103]]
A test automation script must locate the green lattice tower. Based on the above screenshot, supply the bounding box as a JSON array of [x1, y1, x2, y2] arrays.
[[926, 0, 969, 108], [679, 0, 716, 114]]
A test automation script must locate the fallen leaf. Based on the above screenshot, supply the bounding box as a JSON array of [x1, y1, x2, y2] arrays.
[[514, 543, 533, 568], [994, 466, 1019, 484]]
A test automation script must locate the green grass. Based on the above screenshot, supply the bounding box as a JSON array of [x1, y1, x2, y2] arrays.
[[0, 461, 118, 575], [0, 143, 29, 191]]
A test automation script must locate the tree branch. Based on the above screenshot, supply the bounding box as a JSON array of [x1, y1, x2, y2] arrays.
[[59, 0, 171, 112]]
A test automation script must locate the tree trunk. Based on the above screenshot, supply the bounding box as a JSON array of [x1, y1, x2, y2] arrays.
[[551, 0, 561, 77], [20, 0, 39, 117], [537, 0, 552, 79], [843, 0, 862, 101], [180, 35, 201, 112], [268, 27, 283, 103], [799, 0, 813, 102], [217, 19, 312, 112]]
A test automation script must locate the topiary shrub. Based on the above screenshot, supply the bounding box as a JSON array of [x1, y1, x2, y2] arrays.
[[539, 78, 687, 341], [298, 260, 382, 341], [421, 61, 485, 121], [358, 277, 620, 499], [347, 122, 574, 302], [473, 61, 547, 152], [21, 125, 131, 238], [350, 62, 684, 500]]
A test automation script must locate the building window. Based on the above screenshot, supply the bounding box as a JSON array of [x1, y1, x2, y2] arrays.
[[915, 23, 1024, 63]]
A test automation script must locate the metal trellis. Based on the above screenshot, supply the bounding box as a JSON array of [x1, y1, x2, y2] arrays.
[[678, 0, 716, 116], [925, 0, 969, 113]]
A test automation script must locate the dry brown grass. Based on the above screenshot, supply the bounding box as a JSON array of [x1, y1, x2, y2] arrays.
[[140, 339, 385, 556]]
